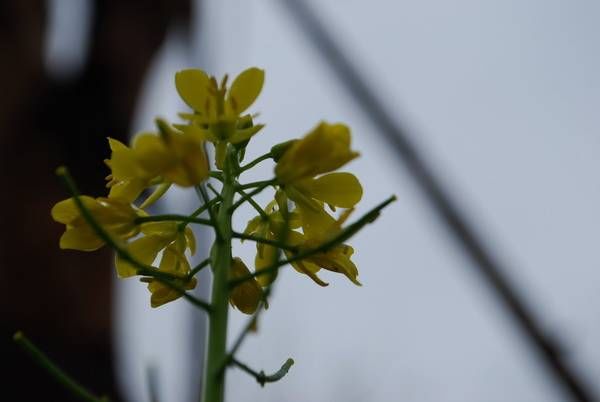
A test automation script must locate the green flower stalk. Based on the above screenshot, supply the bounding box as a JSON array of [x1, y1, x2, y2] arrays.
[[35, 67, 396, 402]]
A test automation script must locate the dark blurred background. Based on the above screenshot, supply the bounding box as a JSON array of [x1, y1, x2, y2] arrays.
[[1, 1, 190, 400]]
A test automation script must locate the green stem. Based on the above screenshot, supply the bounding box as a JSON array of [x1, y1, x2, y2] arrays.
[[188, 258, 211, 279], [238, 152, 272, 173], [229, 180, 275, 213], [230, 357, 294, 387], [135, 215, 213, 226], [13, 331, 110, 402], [236, 178, 276, 190], [235, 187, 269, 221], [202, 148, 236, 402], [232, 231, 297, 252], [209, 171, 224, 182], [196, 185, 223, 240], [178, 195, 222, 232], [207, 183, 222, 198]]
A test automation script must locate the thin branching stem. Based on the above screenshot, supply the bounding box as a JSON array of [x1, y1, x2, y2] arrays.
[[230, 357, 294, 387], [238, 152, 272, 173], [230, 195, 396, 288], [14, 331, 111, 402], [178, 195, 222, 232], [209, 171, 224, 182], [188, 258, 211, 279], [196, 185, 223, 240], [229, 180, 275, 213], [207, 182, 222, 198], [135, 215, 213, 226], [235, 186, 269, 221], [236, 178, 276, 190], [232, 231, 297, 252]]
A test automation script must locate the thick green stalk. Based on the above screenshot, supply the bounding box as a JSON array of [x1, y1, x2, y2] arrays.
[[202, 148, 236, 402]]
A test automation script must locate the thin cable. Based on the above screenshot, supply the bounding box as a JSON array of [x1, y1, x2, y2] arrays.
[[279, 1, 596, 401]]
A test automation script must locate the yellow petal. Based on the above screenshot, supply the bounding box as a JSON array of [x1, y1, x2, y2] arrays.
[[310, 245, 361, 286], [229, 258, 263, 314], [108, 178, 146, 204], [289, 258, 329, 287], [132, 134, 172, 178], [299, 172, 362, 208], [59, 226, 104, 251], [227, 68, 264, 114], [175, 69, 211, 112], [275, 122, 359, 184], [158, 244, 190, 275], [243, 216, 263, 237], [254, 244, 278, 286], [51, 196, 97, 224], [140, 221, 178, 238], [149, 277, 197, 308], [163, 136, 209, 187], [184, 227, 196, 256], [115, 235, 170, 278], [296, 202, 337, 241], [93, 198, 139, 230], [229, 124, 264, 144], [106, 138, 142, 180]]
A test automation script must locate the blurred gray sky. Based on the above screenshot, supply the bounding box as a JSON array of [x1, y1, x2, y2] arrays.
[[46, 0, 600, 401]]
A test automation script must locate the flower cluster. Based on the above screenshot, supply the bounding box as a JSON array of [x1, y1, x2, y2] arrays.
[[51, 67, 379, 311]]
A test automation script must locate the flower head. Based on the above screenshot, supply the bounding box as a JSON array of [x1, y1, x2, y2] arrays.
[[116, 221, 197, 307], [243, 198, 301, 286], [115, 221, 195, 277], [275, 122, 363, 213], [286, 207, 361, 286], [176, 67, 264, 124], [275, 122, 359, 184], [175, 67, 265, 167], [105, 119, 209, 206], [51, 196, 140, 251]]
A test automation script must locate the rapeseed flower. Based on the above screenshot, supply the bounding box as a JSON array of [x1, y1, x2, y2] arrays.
[[243, 199, 300, 286], [105, 119, 209, 205], [51, 196, 140, 251], [274, 122, 363, 212], [175, 67, 265, 167], [116, 221, 197, 307], [286, 207, 361, 286]]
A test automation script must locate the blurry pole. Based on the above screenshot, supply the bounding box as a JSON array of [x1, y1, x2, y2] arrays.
[[278, 1, 596, 401]]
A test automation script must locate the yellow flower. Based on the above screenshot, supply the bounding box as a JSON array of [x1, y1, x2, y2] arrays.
[[104, 119, 209, 204], [243, 200, 301, 286], [286, 207, 361, 286], [175, 67, 265, 167], [51, 196, 140, 251], [274, 122, 363, 212], [115, 221, 195, 277], [116, 221, 197, 307], [137, 120, 210, 187], [229, 258, 262, 314], [104, 138, 154, 203], [176, 67, 264, 124]]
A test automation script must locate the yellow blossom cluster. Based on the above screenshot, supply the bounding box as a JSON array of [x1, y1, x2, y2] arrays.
[[51, 67, 366, 310]]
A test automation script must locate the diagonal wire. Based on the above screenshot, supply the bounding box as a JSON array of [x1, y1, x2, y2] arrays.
[[278, 1, 596, 401]]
